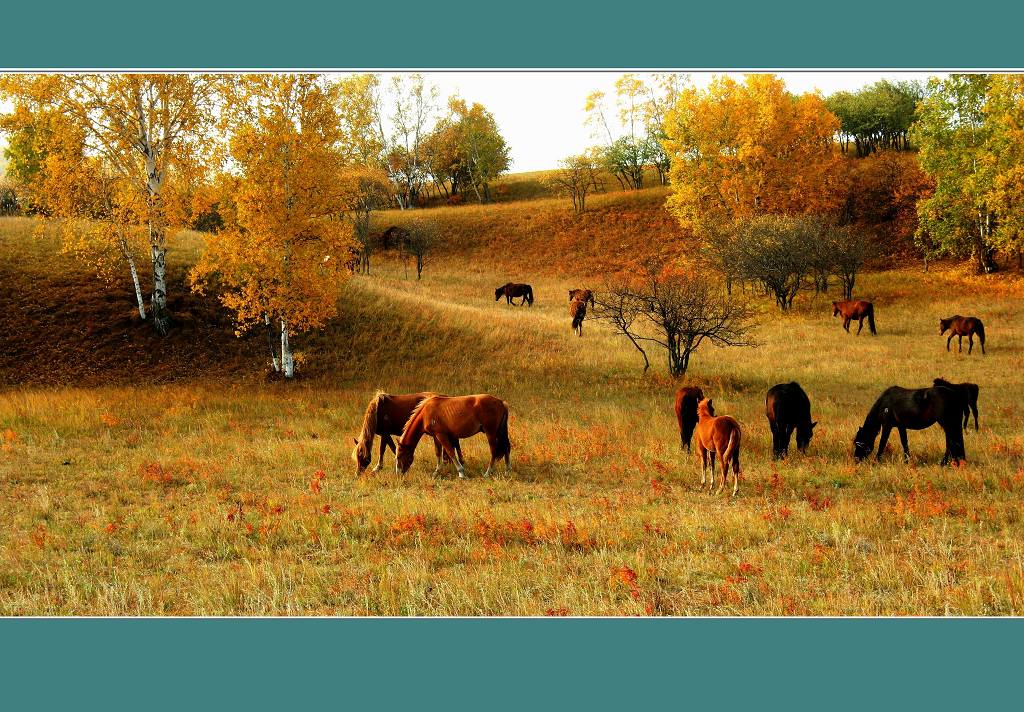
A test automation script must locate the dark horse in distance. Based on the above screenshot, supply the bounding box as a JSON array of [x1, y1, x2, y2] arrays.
[[933, 378, 981, 431], [832, 300, 877, 335], [568, 289, 595, 308], [939, 315, 986, 354], [674, 386, 705, 452], [495, 282, 534, 306], [853, 384, 966, 465], [765, 382, 816, 460], [569, 298, 587, 336]]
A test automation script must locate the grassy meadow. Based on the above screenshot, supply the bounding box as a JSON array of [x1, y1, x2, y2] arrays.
[[2, 196, 1024, 615]]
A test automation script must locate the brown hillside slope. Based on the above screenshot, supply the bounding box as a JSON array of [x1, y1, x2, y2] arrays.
[[375, 187, 687, 276], [0, 219, 262, 387]]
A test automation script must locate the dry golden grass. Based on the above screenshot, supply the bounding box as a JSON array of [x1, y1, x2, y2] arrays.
[[2, 211, 1024, 615]]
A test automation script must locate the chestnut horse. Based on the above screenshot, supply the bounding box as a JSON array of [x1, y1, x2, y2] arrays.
[[396, 395, 510, 478], [674, 386, 705, 453], [495, 283, 534, 306], [694, 398, 742, 496], [569, 298, 587, 337], [940, 315, 985, 354], [933, 378, 980, 431], [568, 289, 595, 308], [853, 384, 966, 465], [832, 300, 876, 335], [765, 382, 816, 460], [351, 392, 457, 474]]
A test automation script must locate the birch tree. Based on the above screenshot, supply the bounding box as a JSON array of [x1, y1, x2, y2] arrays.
[[191, 74, 356, 378], [0, 74, 220, 334], [379, 74, 438, 209]]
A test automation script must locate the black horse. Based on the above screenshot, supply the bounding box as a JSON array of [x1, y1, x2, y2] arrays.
[[853, 384, 966, 465], [495, 282, 534, 306], [933, 378, 980, 432], [765, 382, 816, 459]]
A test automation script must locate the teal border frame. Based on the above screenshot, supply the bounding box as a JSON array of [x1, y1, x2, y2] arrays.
[[2, 3, 1022, 709], [1, 618, 1021, 708], [1, 1, 1022, 69]]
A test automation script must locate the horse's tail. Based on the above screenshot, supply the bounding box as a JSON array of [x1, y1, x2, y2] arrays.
[[867, 305, 877, 335], [526, 287, 534, 306], [975, 320, 985, 345], [723, 427, 740, 472], [496, 405, 511, 458]]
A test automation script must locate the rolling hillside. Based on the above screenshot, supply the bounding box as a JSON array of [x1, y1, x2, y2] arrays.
[[2, 194, 1024, 615]]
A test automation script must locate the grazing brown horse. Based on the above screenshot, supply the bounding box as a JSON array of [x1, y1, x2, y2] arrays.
[[693, 398, 743, 496], [396, 395, 511, 478], [569, 298, 587, 337], [940, 316, 985, 354], [568, 289, 595, 308], [351, 392, 457, 475], [674, 386, 705, 453], [832, 300, 877, 335], [933, 378, 980, 431], [495, 283, 534, 306]]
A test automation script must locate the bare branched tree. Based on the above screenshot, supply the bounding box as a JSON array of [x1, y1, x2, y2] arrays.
[[594, 261, 756, 377], [402, 216, 437, 280], [827, 225, 875, 300], [547, 152, 600, 213]]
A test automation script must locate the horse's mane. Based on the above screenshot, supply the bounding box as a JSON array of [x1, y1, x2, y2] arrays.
[[932, 378, 955, 389], [357, 391, 387, 448], [402, 395, 436, 436]]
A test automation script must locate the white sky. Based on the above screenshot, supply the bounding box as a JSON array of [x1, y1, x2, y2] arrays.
[[1, 72, 944, 175], [396, 71, 943, 172]]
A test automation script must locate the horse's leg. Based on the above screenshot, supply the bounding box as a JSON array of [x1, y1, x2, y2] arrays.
[[876, 425, 893, 461], [715, 449, 726, 495], [968, 333, 974, 354], [373, 434, 394, 472], [958, 334, 963, 352], [432, 438, 444, 476], [707, 451, 717, 492], [435, 433, 465, 478], [698, 446, 708, 488], [843, 317, 851, 333], [483, 431, 502, 477], [897, 427, 910, 463], [856, 317, 864, 335], [731, 448, 741, 497], [769, 423, 780, 461], [782, 426, 793, 459], [947, 334, 953, 351]]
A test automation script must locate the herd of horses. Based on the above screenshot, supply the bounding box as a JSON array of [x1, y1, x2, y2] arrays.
[[348, 288, 989, 495], [351, 377, 981, 496], [497, 289, 987, 355]]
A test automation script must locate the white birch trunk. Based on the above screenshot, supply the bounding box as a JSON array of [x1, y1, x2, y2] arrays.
[[150, 238, 169, 334], [135, 86, 170, 335], [280, 319, 295, 378], [118, 233, 146, 320], [127, 250, 146, 320], [265, 313, 280, 372]]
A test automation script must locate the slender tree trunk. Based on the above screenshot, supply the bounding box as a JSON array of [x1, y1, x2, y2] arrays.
[[280, 319, 294, 378], [265, 313, 280, 372], [150, 238, 170, 335], [120, 239, 146, 320]]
